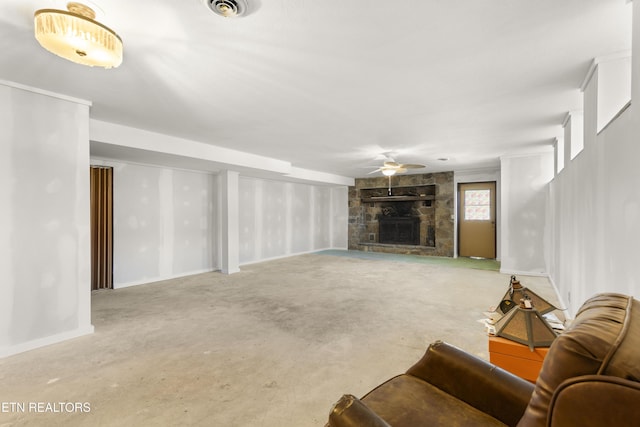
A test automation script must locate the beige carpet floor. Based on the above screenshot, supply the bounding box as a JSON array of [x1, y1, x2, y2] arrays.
[[0, 253, 559, 427]]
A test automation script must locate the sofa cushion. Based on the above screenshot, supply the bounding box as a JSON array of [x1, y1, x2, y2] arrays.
[[546, 375, 640, 427], [517, 293, 634, 427], [602, 297, 640, 381], [361, 375, 507, 427]]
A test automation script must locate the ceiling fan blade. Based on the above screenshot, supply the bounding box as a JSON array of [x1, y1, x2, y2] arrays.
[[368, 168, 383, 174], [395, 168, 408, 174], [383, 161, 400, 168], [399, 163, 425, 169]]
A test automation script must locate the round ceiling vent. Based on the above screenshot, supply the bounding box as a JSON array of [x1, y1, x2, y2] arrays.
[[202, 0, 248, 18]]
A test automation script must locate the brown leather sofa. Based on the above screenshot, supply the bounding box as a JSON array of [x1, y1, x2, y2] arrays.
[[327, 293, 640, 426]]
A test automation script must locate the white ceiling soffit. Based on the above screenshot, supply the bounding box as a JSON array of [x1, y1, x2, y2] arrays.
[[0, 0, 632, 178]]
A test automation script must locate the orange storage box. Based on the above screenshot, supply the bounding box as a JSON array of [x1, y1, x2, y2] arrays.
[[488, 336, 549, 382]]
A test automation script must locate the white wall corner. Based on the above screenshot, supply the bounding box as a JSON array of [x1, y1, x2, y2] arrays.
[[220, 170, 240, 274], [286, 167, 355, 186], [0, 325, 94, 359], [90, 119, 292, 175], [580, 50, 632, 92], [0, 79, 92, 106]]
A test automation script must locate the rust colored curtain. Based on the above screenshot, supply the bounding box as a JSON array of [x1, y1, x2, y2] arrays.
[[90, 166, 113, 290]]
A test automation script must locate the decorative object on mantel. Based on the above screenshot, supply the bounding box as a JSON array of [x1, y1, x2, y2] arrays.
[[380, 206, 399, 217], [34, 2, 123, 68], [497, 276, 558, 315]]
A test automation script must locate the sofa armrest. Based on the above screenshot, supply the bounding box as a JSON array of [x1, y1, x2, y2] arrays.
[[406, 341, 534, 427], [547, 375, 640, 427], [327, 394, 391, 427]]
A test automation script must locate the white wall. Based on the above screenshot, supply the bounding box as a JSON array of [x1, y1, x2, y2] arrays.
[[330, 186, 349, 249], [87, 163, 348, 283], [91, 160, 219, 288], [596, 55, 632, 133], [0, 83, 93, 357], [546, 4, 640, 315], [500, 152, 554, 276], [239, 177, 348, 265], [548, 105, 638, 314], [0, 83, 349, 357]]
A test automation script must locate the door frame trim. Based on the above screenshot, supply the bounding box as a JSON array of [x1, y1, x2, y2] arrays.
[[453, 172, 500, 259]]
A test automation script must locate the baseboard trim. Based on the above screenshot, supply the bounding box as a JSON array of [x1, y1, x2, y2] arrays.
[[0, 325, 95, 359], [547, 275, 572, 320], [239, 247, 345, 267], [499, 269, 548, 277], [113, 268, 217, 289], [113, 247, 348, 286]]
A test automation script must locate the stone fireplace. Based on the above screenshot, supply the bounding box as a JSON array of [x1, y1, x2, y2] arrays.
[[348, 172, 454, 257]]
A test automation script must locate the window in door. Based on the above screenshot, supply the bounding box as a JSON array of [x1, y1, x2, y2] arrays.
[[464, 189, 491, 221]]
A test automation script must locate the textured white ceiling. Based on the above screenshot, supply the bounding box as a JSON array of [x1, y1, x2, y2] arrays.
[[0, 0, 632, 178]]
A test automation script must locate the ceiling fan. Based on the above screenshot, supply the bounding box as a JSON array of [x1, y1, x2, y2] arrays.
[[368, 156, 426, 176]]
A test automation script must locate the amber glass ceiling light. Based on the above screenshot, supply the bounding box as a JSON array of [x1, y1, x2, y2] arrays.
[[34, 2, 123, 68]]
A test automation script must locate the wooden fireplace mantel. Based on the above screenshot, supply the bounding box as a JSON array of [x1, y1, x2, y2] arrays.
[[359, 185, 435, 203]]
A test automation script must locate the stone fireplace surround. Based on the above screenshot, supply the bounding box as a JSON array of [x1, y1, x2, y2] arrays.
[[348, 172, 454, 257]]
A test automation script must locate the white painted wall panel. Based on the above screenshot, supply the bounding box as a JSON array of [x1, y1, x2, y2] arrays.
[[102, 161, 218, 287], [239, 177, 258, 263], [546, 6, 638, 314], [113, 163, 163, 284], [313, 187, 331, 249], [548, 110, 637, 314], [601, 112, 639, 297], [583, 70, 598, 148], [172, 170, 216, 275], [238, 177, 347, 264], [597, 57, 632, 132], [330, 186, 349, 249], [291, 183, 313, 254], [546, 3, 640, 316], [0, 84, 92, 357], [500, 153, 554, 275], [261, 180, 287, 259]]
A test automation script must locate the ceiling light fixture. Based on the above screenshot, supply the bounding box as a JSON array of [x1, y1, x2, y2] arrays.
[[202, 0, 248, 18], [34, 2, 123, 69], [381, 168, 396, 176]]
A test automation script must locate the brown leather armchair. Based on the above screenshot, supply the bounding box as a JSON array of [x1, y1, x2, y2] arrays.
[[327, 293, 640, 427]]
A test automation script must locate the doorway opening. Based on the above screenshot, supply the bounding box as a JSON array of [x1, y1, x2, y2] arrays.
[[90, 166, 114, 290]]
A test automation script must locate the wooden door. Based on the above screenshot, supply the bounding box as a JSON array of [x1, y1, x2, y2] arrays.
[[459, 182, 496, 258], [90, 166, 113, 290]]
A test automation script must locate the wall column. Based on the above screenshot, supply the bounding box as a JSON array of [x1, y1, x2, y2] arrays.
[[220, 170, 240, 274], [0, 82, 94, 358]]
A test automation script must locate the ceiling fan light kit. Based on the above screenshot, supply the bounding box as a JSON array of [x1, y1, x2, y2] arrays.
[[369, 156, 426, 176], [34, 2, 123, 68]]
